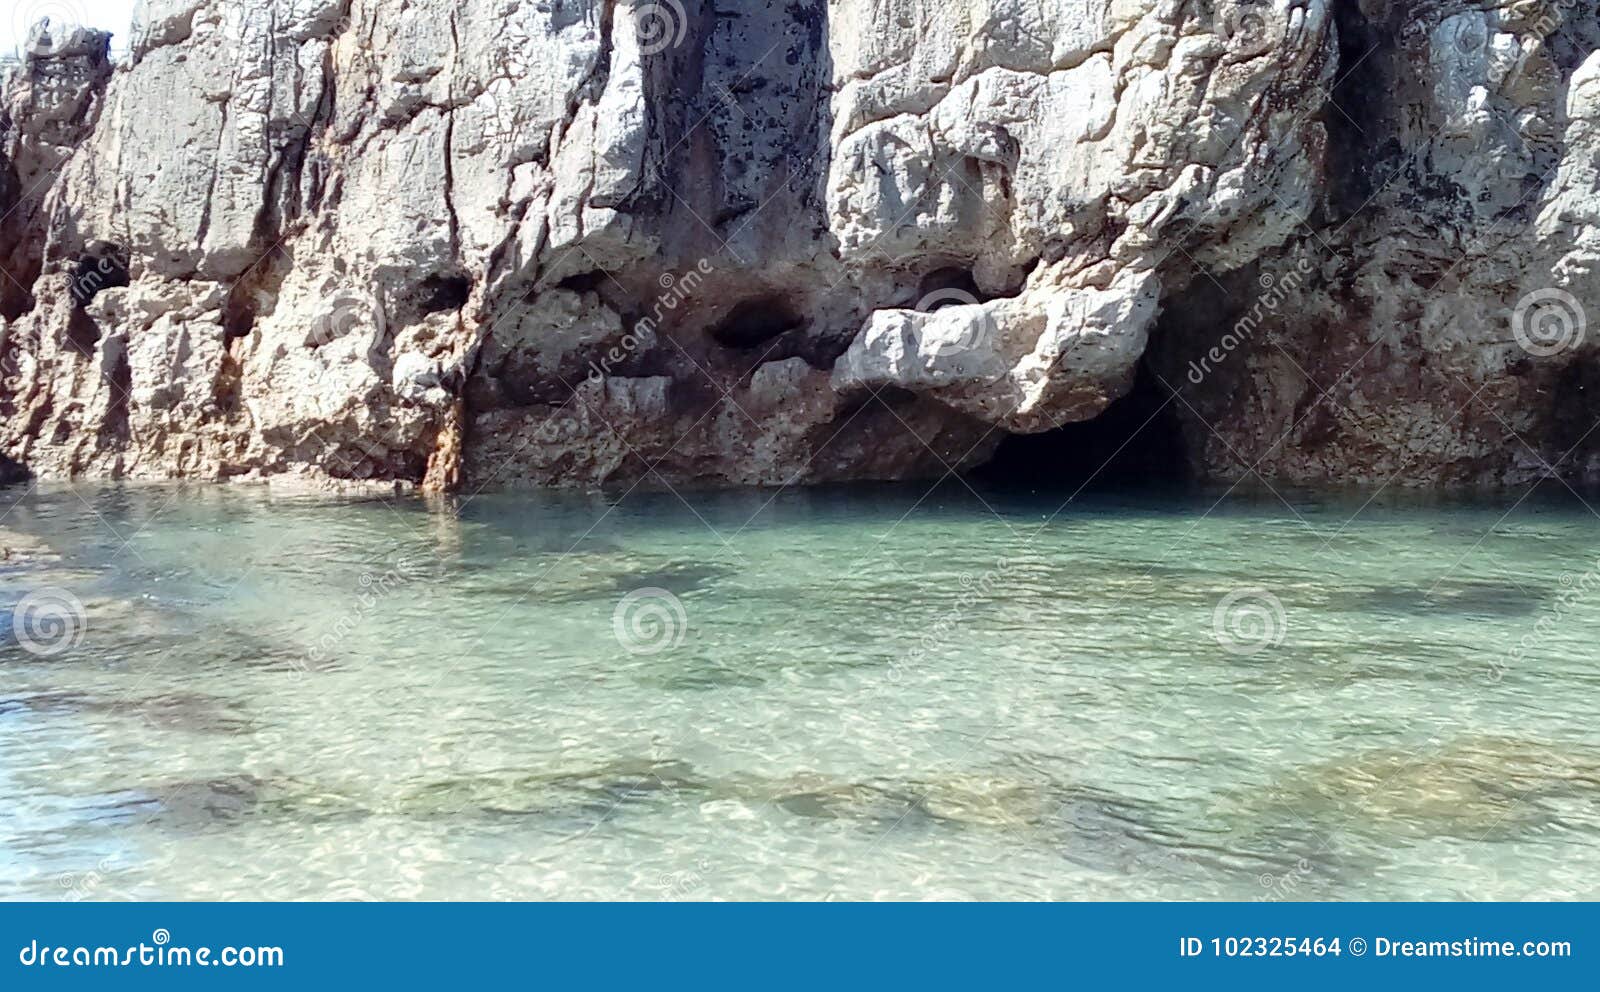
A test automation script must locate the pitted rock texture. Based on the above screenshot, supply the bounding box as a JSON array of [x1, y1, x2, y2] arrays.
[[0, 0, 1597, 491]]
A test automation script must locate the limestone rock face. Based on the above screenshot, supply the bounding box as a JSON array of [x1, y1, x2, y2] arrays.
[[0, 1, 1598, 491], [1147, 1, 1600, 489]]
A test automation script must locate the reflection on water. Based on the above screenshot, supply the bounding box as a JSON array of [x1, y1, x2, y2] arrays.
[[2, 481, 1600, 900]]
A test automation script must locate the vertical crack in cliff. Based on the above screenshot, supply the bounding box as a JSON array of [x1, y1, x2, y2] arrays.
[[1323, 0, 1386, 224], [0, 31, 114, 319], [194, 101, 228, 253], [442, 7, 463, 259]]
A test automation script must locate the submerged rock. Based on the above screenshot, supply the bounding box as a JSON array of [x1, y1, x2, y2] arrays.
[[1251, 736, 1600, 842]]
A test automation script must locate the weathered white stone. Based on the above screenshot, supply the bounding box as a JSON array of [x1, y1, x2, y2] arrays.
[[3, 0, 1600, 491]]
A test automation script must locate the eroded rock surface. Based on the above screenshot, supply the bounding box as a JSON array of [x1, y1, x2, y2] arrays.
[[1, 1, 1598, 491]]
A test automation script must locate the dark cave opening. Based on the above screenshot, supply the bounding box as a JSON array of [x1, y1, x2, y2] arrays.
[[222, 287, 259, 340], [974, 363, 1191, 491], [917, 266, 982, 302], [1547, 356, 1600, 471], [417, 273, 471, 315], [63, 244, 130, 356], [69, 244, 130, 307], [708, 295, 804, 349], [555, 270, 607, 294]]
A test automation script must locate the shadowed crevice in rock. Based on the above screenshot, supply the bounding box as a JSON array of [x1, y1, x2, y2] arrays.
[[68, 244, 129, 307], [974, 362, 1190, 491], [707, 295, 805, 350], [0, 25, 113, 321], [1322, 0, 1389, 222], [415, 273, 472, 317], [1545, 357, 1600, 483], [0, 151, 26, 320]]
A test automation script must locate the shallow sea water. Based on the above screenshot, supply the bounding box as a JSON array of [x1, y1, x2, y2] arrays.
[[2, 480, 1599, 900]]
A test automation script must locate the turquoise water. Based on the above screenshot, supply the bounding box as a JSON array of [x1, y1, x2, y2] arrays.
[[2, 481, 1599, 900]]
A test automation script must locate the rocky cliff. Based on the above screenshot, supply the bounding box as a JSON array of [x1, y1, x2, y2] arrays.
[[1, 0, 1597, 492]]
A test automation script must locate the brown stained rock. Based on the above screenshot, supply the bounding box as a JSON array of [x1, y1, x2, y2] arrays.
[[0, 2, 1597, 490]]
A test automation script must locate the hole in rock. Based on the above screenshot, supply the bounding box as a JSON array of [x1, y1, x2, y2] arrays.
[[63, 244, 128, 358], [417, 274, 471, 315], [708, 295, 804, 349], [975, 364, 1190, 491], [1547, 357, 1600, 469], [223, 287, 260, 340], [69, 244, 129, 308], [556, 270, 608, 294], [0, 285, 31, 322], [916, 266, 982, 304], [0, 452, 29, 486]]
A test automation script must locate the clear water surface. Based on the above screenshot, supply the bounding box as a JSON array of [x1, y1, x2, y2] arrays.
[[2, 480, 1598, 900]]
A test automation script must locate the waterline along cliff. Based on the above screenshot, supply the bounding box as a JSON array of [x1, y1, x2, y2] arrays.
[[2, 0, 1598, 493]]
